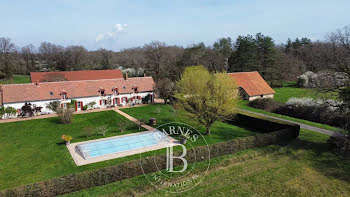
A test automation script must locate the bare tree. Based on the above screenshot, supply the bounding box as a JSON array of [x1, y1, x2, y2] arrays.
[[0, 37, 17, 80], [153, 78, 176, 104], [144, 41, 166, 76], [21, 44, 36, 73]]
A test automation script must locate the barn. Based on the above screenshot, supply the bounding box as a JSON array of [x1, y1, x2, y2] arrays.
[[228, 71, 275, 101]]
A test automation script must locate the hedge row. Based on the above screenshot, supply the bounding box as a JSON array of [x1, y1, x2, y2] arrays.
[[0, 113, 300, 197]]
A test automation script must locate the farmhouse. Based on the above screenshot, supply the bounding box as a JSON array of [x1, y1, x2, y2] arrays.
[[30, 69, 124, 83], [228, 71, 275, 101], [0, 76, 155, 115]]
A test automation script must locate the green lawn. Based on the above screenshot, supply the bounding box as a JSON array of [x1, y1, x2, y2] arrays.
[[0, 106, 258, 191], [273, 86, 319, 103], [121, 104, 258, 146], [0, 75, 30, 84], [63, 129, 350, 196], [0, 110, 146, 190]]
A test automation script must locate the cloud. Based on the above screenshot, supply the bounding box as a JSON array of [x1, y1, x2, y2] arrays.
[[96, 24, 128, 42]]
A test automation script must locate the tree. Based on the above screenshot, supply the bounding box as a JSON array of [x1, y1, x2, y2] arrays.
[[229, 35, 258, 72], [175, 66, 239, 135], [213, 37, 233, 72], [56, 108, 74, 124], [153, 78, 176, 104], [21, 44, 36, 74], [0, 37, 17, 79], [144, 41, 167, 76]]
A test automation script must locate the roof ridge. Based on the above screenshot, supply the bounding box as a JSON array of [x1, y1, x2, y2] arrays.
[[30, 69, 122, 74]]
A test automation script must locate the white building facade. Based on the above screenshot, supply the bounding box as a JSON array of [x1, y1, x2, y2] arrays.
[[0, 77, 155, 118]]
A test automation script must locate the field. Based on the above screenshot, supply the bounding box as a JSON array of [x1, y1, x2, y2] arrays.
[[0, 106, 258, 190], [0, 75, 30, 85], [63, 129, 350, 196], [0, 110, 143, 190]]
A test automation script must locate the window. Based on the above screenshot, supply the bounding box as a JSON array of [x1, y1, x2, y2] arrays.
[[77, 102, 81, 108], [260, 95, 264, 98], [63, 103, 67, 109], [50, 92, 53, 96], [100, 90, 105, 96], [62, 94, 67, 100], [114, 89, 119, 95]]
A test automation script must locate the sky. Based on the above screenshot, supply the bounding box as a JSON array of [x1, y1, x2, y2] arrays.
[[0, 0, 349, 51]]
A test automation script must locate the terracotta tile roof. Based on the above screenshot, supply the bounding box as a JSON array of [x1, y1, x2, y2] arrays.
[[30, 69, 123, 83], [228, 72, 275, 96], [1, 77, 154, 104], [0, 85, 3, 105]]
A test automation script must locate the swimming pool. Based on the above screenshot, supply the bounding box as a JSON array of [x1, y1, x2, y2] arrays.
[[76, 131, 168, 159]]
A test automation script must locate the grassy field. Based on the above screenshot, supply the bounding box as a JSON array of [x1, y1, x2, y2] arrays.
[[0, 75, 30, 84], [272, 81, 338, 103], [0, 106, 258, 190], [0, 110, 145, 190], [63, 129, 350, 196], [121, 104, 258, 146]]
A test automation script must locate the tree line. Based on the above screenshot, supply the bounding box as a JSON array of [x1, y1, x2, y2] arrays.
[[0, 25, 349, 85]]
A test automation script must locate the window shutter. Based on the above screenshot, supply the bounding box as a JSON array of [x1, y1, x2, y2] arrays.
[[81, 102, 83, 108], [113, 99, 115, 105], [100, 100, 102, 105], [75, 102, 77, 111], [61, 104, 63, 109], [126, 97, 128, 102], [117, 98, 120, 105]]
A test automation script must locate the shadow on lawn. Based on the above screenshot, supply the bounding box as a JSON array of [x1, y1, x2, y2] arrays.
[[279, 137, 350, 183]]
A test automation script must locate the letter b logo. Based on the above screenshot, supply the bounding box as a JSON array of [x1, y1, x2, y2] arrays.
[[166, 144, 188, 173]]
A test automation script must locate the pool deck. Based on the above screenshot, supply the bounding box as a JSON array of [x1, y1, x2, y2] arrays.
[[66, 130, 179, 166]]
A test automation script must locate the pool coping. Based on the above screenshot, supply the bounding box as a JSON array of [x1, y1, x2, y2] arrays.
[[66, 130, 179, 166]]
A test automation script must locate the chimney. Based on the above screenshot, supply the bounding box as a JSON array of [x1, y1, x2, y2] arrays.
[[144, 73, 146, 77], [35, 80, 39, 86], [125, 72, 128, 80]]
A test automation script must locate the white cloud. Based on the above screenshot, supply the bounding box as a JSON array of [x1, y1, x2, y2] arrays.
[[96, 24, 128, 42]]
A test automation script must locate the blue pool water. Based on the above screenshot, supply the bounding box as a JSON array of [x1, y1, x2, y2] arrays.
[[77, 131, 168, 159]]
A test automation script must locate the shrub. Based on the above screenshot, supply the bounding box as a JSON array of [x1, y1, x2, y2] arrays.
[[20, 102, 34, 117], [82, 105, 88, 110], [83, 126, 94, 137], [61, 135, 72, 142], [0, 113, 299, 197], [96, 125, 109, 136], [248, 98, 282, 112], [56, 108, 74, 124], [46, 101, 60, 112], [280, 97, 343, 127], [0, 106, 17, 119], [297, 71, 348, 89], [117, 121, 130, 132], [87, 101, 96, 110], [328, 132, 350, 157]]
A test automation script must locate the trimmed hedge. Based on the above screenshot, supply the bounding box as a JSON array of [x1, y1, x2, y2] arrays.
[[0, 113, 299, 197]]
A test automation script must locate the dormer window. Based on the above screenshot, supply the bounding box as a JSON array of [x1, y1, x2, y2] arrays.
[[98, 88, 106, 96], [113, 88, 119, 95], [60, 91, 68, 100], [132, 86, 138, 93]]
